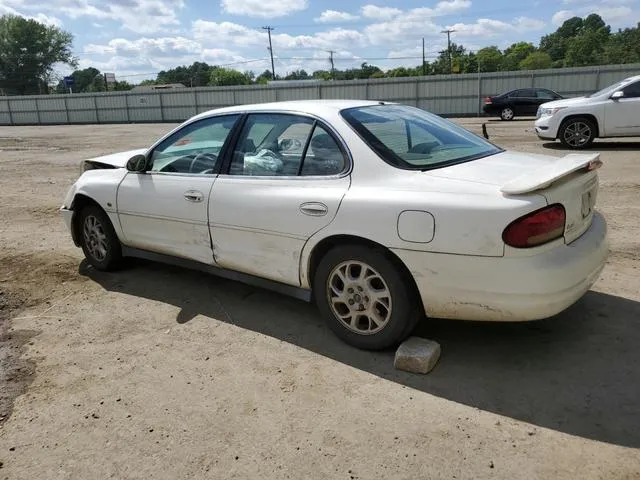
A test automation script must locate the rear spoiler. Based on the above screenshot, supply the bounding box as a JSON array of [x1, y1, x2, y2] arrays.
[[501, 153, 602, 195]]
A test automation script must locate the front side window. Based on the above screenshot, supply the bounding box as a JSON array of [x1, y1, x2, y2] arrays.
[[341, 105, 502, 170], [588, 79, 630, 98], [622, 81, 640, 98], [229, 113, 346, 176], [149, 114, 239, 174]]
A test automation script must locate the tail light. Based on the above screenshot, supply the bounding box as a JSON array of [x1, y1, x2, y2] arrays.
[[484, 97, 492, 104], [503, 204, 566, 248]]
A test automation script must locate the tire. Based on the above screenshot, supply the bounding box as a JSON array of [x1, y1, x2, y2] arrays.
[[500, 107, 515, 121], [313, 245, 421, 350], [559, 117, 596, 149], [77, 204, 123, 271]]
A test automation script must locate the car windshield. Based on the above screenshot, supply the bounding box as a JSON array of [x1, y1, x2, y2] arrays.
[[587, 79, 630, 98], [340, 104, 502, 170]]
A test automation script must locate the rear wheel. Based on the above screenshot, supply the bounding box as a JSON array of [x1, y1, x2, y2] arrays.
[[559, 117, 596, 149], [314, 245, 420, 350], [500, 107, 514, 121], [78, 205, 123, 271]]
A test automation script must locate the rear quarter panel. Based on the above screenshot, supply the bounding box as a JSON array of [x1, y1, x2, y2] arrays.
[[299, 181, 547, 288]]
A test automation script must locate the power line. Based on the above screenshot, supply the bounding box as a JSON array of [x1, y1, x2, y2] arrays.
[[262, 26, 276, 80]]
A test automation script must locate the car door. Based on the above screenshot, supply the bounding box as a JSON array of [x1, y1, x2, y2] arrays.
[[514, 89, 538, 115], [209, 112, 351, 286], [116, 114, 240, 264], [604, 81, 640, 136]]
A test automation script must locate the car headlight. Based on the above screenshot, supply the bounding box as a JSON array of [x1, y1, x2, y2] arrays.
[[538, 106, 567, 117]]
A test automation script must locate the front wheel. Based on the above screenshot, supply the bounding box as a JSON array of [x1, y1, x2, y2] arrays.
[[77, 205, 123, 271], [314, 246, 421, 350], [500, 107, 514, 121], [559, 117, 596, 149]]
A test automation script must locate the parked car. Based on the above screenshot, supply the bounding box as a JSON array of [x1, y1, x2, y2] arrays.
[[535, 75, 640, 149], [61, 100, 608, 350], [483, 88, 564, 120]]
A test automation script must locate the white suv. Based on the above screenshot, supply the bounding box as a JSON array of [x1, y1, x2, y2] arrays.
[[535, 75, 640, 149]]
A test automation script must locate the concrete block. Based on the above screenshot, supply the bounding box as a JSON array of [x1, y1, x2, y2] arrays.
[[394, 337, 441, 374]]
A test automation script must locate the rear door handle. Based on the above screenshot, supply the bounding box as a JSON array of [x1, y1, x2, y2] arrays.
[[184, 190, 204, 203], [300, 202, 328, 216]]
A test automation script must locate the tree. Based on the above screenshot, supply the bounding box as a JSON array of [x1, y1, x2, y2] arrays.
[[502, 42, 536, 71], [0, 15, 77, 95], [208, 67, 251, 86], [55, 67, 99, 93], [284, 69, 310, 80], [540, 16, 583, 63], [476, 46, 503, 72], [431, 42, 466, 74], [519, 52, 553, 70], [601, 24, 640, 64], [255, 69, 274, 84], [156, 62, 214, 87], [564, 14, 610, 66]]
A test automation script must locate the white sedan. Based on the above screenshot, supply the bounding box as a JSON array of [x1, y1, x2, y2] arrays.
[[61, 100, 608, 350]]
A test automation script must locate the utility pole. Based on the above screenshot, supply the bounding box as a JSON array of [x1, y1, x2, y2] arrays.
[[422, 38, 426, 76], [440, 29, 455, 74], [327, 50, 336, 80], [262, 26, 276, 81]]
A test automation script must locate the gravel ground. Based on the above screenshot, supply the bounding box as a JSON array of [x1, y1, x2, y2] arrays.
[[0, 118, 639, 479]]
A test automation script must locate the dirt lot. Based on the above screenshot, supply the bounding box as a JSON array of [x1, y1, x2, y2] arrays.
[[0, 118, 639, 479]]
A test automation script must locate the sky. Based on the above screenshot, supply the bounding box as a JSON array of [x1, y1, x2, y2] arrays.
[[1, 0, 639, 83]]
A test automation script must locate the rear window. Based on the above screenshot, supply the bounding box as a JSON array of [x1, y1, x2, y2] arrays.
[[340, 105, 502, 170]]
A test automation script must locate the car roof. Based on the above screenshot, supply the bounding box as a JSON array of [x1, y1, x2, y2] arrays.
[[191, 99, 388, 121]]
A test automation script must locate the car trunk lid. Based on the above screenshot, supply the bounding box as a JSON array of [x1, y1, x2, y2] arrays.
[[427, 151, 602, 244]]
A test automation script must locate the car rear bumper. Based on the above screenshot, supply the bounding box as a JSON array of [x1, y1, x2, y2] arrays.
[[392, 212, 608, 322]]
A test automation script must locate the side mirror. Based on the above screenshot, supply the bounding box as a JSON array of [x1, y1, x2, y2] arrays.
[[611, 91, 624, 100], [126, 154, 148, 172]]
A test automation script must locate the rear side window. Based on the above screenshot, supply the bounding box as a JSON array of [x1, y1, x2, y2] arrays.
[[341, 104, 502, 171], [228, 113, 346, 177], [536, 90, 557, 100]]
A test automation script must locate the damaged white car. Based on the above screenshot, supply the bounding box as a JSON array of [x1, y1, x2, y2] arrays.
[[61, 100, 608, 350]]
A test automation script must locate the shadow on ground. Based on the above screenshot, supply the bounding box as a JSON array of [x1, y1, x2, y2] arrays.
[[543, 141, 640, 151], [487, 118, 535, 122], [82, 259, 640, 448]]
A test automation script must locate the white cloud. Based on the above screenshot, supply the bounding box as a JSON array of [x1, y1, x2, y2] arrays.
[[514, 17, 545, 30], [85, 36, 202, 58], [552, 10, 574, 26], [361, 5, 402, 19], [2, 0, 185, 34], [220, 0, 308, 18], [592, 5, 637, 24], [362, 1, 472, 46], [552, 4, 640, 28], [447, 16, 545, 37], [32, 13, 63, 27], [315, 10, 359, 23], [0, 4, 63, 27], [193, 20, 365, 51]]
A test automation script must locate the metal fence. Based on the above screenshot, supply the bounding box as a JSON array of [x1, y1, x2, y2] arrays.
[[1, 63, 639, 126]]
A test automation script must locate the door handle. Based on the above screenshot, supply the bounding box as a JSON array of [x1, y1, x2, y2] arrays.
[[184, 190, 204, 203], [300, 202, 328, 216]]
